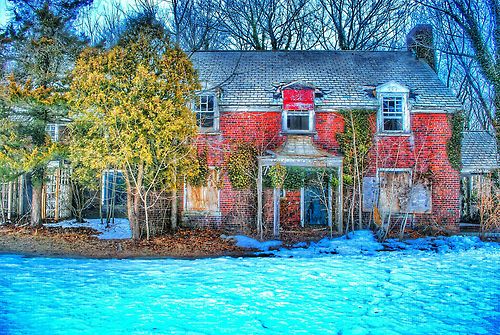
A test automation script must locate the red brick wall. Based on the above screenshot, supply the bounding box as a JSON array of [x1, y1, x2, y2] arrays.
[[182, 110, 460, 232], [369, 113, 460, 230], [280, 190, 301, 229]]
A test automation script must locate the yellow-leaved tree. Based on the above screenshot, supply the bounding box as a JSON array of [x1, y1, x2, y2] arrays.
[[68, 16, 200, 239]]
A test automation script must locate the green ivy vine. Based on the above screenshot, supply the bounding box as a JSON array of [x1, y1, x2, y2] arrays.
[[227, 142, 258, 189], [336, 109, 374, 185], [264, 166, 339, 190], [188, 148, 209, 186], [447, 111, 464, 171]]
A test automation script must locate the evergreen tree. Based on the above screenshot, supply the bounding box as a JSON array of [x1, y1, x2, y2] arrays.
[[69, 14, 200, 239], [0, 0, 92, 227]]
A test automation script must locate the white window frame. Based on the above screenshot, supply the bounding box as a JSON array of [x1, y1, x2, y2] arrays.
[[376, 82, 410, 134], [282, 110, 315, 134], [193, 94, 219, 132], [45, 123, 59, 142]]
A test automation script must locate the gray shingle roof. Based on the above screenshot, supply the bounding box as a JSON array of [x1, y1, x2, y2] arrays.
[[461, 131, 499, 172], [191, 51, 462, 111]]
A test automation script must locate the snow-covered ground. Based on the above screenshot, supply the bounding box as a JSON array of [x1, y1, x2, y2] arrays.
[[0, 238, 498, 334], [44, 218, 132, 239], [227, 230, 496, 256]]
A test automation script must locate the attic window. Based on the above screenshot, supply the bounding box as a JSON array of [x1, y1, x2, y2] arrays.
[[281, 84, 315, 134], [376, 82, 410, 134], [382, 97, 404, 131], [193, 94, 219, 131], [287, 111, 310, 131]]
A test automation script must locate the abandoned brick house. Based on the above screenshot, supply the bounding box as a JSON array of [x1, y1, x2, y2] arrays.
[[4, 27, 495, 237], [184, 37, 470, 236]]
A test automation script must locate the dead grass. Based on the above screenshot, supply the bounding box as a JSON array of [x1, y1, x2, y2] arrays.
[[0, 225, 250, 259]]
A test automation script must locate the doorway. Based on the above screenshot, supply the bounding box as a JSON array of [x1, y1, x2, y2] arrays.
[[302, 186, 328, 226]]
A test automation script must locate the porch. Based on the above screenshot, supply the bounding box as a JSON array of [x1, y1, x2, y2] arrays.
[[256, 136, 343, 238]]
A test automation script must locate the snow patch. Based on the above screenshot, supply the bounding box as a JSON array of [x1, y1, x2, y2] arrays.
[[274, 230, 384, 257], [272, 231, 496, 258], [222, 235, 282, 251], [45, 218, 132, 240], [384, 235, 487, 253]]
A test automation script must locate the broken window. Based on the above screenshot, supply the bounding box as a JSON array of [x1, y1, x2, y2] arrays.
[[382, 97, 404, 131], [185, 169, 220, 213], [378, 170, 411, 215], [193, 95, 218, 130]]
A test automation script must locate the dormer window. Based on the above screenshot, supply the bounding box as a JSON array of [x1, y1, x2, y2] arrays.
[[193, 94, 219, 131], [283, 110, 313, 133], [377, 82, 410, 134], [382, 97, 404, 131], [281, 81, 315, 134]]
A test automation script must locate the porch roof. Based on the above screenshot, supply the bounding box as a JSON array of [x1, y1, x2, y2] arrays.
[[258, 135, 343, 167]]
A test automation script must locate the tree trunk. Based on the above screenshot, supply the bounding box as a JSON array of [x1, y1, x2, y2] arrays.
[[31, 183, 43, 227], [171, 188, 178, 231], [123, 168, 140, 240]]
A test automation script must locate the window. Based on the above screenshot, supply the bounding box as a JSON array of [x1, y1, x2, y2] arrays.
[[382, 97, 404, 131], [287, 111, 309, 131], [185, 169, 220, 213], [376, 81, 410, 134], [46, 124, 59, 142], [101, 170, 127, 209], [283, 110, 313, 133], [193, 95, 218, 131], [378, 169, 412, 215]]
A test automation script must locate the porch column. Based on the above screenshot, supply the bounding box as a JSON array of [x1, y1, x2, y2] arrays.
[[18, 175, 24, 215], [257, 161, 263, 240], [336, 165, 343, 234], [327, 179, 333, 227]]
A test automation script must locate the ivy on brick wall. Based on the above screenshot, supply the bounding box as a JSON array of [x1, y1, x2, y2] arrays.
[[265, 166, 339, 190], [446, 111, 464, 171], [187, 149, 209, 186], [336, 109, 374, 185], [227, 142, 258, 189], [268, 163, 287, 188]]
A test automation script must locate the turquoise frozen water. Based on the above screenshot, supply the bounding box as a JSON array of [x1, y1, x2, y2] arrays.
[[0, 249, 499, 334]]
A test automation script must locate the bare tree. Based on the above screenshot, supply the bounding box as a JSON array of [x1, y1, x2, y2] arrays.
[[165, 0, 227, 51], [316, 0, 415, 50], [418, 0, 499, 135], [218, 0, 315, 50]]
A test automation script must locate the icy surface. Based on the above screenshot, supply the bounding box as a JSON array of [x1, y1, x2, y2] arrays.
[[0, 245, 499, 334], [44, 218, 131, 239], [225, 235, 282, 251], [270, 231, 494, 258]]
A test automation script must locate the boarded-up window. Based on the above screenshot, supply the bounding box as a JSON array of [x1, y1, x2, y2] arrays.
[[185, 169, 220, 212], [378, 170, 411, 214]]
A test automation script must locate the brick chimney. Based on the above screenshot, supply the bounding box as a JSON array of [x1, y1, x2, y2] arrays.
[[407, 24, 436, 72]]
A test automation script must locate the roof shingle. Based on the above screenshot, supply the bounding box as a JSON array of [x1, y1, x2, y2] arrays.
[[191, 51, 462, 111], [461, 131, 499, 172]]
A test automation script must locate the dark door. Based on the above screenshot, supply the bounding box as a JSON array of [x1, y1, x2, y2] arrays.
[[304, 186, 328, 225]]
